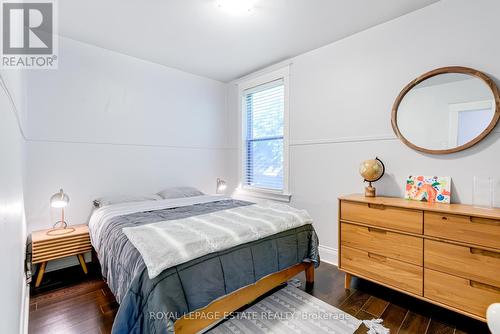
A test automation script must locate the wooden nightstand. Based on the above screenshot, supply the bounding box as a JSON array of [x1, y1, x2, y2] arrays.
[[31, 224, 92, 287]]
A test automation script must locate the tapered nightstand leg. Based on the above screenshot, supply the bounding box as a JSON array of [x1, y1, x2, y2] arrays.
[[35, 262, 47, 288], [344, 273, 352, 290], [77, 254, 88, 274]]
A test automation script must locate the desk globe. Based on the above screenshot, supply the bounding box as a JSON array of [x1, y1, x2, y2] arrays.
[[359, 157, 385, 197]]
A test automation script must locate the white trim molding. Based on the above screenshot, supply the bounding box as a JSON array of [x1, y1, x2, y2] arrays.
[[448, 99, 496, 147], [291, 134, 398, 146], [43, 252, 92, 273], [234, 187, 291, 203], [25, 137, 235, 150], [318, 245, 338, 266], [290, 131, 500, 147], [20, 281, 29, 334]]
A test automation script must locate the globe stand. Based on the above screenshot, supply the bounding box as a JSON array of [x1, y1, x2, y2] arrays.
[[365, 182, 376, 197], [360, 157, 385, 198]]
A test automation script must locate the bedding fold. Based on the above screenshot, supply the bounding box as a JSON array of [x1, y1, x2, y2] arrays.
[[123, 202, 313, 279]]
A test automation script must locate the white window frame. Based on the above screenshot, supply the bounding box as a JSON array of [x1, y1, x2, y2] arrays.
[[448, 99, 495, 146], [237, 66, 291, 202]]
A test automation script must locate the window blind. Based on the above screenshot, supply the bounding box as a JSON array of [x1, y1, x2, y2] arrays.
[[244, 79, 284, 191]]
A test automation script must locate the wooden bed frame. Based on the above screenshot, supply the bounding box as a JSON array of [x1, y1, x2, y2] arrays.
[[174, 262, 315, 334]]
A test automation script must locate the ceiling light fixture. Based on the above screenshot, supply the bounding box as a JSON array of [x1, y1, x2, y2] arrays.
[[216, 0, 256, 15]]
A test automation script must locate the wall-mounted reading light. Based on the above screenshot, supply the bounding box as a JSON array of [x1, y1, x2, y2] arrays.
[[216, 178, 227, 194]]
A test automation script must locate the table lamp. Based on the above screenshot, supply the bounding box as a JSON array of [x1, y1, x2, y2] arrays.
[[216, 178, 227, 194], [48, 189, 74, 235]]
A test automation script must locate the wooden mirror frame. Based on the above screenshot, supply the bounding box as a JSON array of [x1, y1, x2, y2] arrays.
[[391, 66, 500, 154]]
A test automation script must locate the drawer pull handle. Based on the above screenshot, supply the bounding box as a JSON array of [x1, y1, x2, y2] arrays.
[[441, 216, 448, 221], [469, 280, 500, 293], [368, 253, 387, 262], [368, 227, 387, 234], [368, 204, 386, 210], [470, 248, 500, 259], [470, 216, 500, 226]]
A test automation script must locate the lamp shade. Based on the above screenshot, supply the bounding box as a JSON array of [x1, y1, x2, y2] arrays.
[[216, 178, 227, 193], [50, 189, 69, 208]]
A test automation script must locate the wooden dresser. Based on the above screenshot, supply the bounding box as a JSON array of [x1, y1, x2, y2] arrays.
[[338, 194, 500, 322]]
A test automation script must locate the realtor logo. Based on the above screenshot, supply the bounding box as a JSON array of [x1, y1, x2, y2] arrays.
[[1, 0, 58, 69]]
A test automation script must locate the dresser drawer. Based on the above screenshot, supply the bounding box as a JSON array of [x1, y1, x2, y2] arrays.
[[341, 223, 423, 265], [424, 212, 500, 249], [340, 201, 422, 234], [425, 269, 500, 318], [424, 239, 500, 288], [341, 246, 423, 295]]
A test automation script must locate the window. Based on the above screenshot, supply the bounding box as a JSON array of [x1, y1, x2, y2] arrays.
[[239, 67, 290, 200], [448, 100, 495, 146]]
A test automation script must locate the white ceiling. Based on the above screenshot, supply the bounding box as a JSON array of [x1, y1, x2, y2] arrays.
[[59, 0, 440, 82]]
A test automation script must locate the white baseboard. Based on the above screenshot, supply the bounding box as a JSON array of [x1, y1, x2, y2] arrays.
[[42, 251, 92, 273], [318, 245, 338, 266], [20, 281, 29, 334]]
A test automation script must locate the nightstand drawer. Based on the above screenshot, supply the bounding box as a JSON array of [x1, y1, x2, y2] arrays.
[[425, 269, 500, 318], [341, 246, 423, 295], [341, 223, 423, 265], [340, 201, 423, 234], [424, 239, 500, 288], [424, 212, 500, 249]]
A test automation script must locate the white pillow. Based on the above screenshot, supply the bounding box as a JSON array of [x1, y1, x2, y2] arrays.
[[93, 194, 162, 208], [157, 186, 204, 199]]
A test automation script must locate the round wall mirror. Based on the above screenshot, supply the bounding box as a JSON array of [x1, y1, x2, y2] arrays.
[[392, 66, 500, 154]]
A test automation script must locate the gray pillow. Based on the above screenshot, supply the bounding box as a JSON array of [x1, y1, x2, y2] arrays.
[[157, 186, 204, 199], [93, 194, 162, 208]]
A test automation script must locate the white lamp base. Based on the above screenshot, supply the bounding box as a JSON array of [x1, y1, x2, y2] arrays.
[[46, 220, 74, 236], [46, 226, 76, 236]]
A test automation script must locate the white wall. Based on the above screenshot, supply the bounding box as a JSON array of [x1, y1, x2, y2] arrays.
[[0, 71, 28, 333], [228, 0, 500, 264], [23, 37, 232, 270], [20, 0, 500, 271], [23, 37, 231, 233]]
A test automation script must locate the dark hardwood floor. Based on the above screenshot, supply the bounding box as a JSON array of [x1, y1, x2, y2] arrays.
[[29, 262, 118, 334], [29, 262, 490, 334]]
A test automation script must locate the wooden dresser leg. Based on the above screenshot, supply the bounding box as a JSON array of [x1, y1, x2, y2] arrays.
[[35, 262, 47, 288], [77, 254, 88, 274], [344, 273, 352, 290]]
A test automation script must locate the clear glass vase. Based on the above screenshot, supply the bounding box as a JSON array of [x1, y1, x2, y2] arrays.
[[472, 176, 494, 209]]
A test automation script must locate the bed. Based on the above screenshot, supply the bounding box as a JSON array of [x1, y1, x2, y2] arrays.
[[88, 194, 320, 334]]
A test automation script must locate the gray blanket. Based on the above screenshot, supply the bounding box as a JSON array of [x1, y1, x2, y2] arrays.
[[93, 199, 320, 334]]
